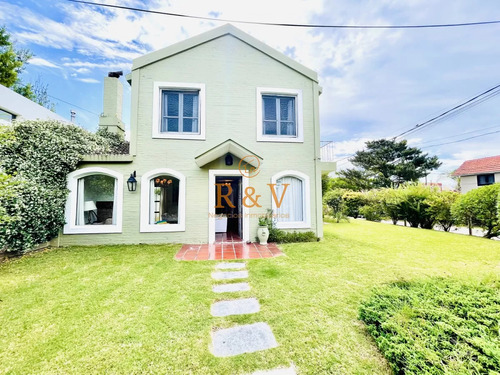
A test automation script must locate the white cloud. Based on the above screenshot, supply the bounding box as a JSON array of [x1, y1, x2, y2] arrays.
[[77, 78, 100, 84], [29, 57, 60, 68]]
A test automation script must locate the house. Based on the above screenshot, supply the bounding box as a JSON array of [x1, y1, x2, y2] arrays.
[[59, 24, 335, 246], [0, 84, 68, 124], [453, 155, 500, 193]]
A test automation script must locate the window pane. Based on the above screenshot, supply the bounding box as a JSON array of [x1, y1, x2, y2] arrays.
[[167, 118, 179, 132], [280, 121, 296, 136], [183, 118, 198, 133], [280, 97, 295, 121], [264, 121, 277, 135], [276, 176, 303, 222], [165, 93, 179, 116], [183, 93, 198, 117], [76, 174, 116, 226], [263, 97, 277, 120], [151, 176, 179, 225]]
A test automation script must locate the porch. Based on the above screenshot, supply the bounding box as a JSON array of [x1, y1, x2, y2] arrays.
[[175, 233, 284, 261]]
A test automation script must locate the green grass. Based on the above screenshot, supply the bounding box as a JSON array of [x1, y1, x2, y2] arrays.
[[1, 220, 499, 374]]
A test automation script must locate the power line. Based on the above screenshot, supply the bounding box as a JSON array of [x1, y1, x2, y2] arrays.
[[416, 123, 500, 146], [393, 83, 500, 139], [421, 129, 500, 149], [68, 0, 500, 29]]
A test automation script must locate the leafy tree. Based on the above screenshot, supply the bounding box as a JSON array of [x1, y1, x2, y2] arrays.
[[425, 191, 459, 232], [321, 172, 331, 195], [342, 191, 366, 218], [378, 188, 403, 225], [323, 189, 348, 222], [349, 139, 441, 188], [0, 26, 31, 87], [397, 184, 437, 229], [335, 169, 375, 191], [0, 26, 54, 109], [452, 184, 500, 238]]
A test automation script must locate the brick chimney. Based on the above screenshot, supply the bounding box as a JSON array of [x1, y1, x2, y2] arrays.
[[98, 71, 125, 137]]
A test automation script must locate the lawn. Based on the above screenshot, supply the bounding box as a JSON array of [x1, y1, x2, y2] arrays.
[[1, 220, 499, 374]]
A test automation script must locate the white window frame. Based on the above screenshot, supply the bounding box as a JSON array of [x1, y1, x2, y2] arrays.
[[140, 168, 186, 232], [152, 81, 206, 140], [257, 87, 303, 143], [64, 167, 123, 234], [270, 170, 311, 229]]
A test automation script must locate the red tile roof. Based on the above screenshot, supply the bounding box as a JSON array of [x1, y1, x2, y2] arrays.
[[453, 155, 500, 176]]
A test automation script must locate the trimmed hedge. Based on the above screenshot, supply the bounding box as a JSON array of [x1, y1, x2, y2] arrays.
[[359, 278, 500, 374]]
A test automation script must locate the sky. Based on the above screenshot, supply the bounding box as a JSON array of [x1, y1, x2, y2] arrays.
[[1, 0, 499, 188]]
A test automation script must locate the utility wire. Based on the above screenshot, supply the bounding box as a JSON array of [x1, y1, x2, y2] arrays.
[[393, 84, 500, 139], [421, 130, 500, 149], [416, 124, 500, 146], [67, 0, 500, 29]]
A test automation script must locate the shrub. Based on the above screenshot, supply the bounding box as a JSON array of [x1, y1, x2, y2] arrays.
[[323, 189, 348, 222], [360, 278, 500, 374], [267, 228, 318, 243], [342, 191, 366, 218], [378, 188, 403, 224], [397, 184, 437, 229], [452, 184, 500, 238], [425, 190, 459, 231], [359, 204, 382, 222], [0, 120, 116, 252]]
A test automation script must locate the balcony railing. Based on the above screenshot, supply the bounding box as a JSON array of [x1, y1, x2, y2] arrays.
[[320, 141, 335, 162]]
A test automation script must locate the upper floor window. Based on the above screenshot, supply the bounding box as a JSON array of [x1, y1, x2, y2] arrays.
[[152, 82, 205, 140], [161, 91, 199, 134], [257, 88, 303, 143], [477, 174, 495, 186]]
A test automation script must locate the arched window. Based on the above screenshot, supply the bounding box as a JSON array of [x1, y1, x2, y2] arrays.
[[64, 167, 123, 234], [271, 170, 311, 229], [140, 169, 186, 232]]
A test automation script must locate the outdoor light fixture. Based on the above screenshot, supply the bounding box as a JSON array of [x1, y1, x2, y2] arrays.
[[225, 154, 233, 166], [127, 171, 137, 192]]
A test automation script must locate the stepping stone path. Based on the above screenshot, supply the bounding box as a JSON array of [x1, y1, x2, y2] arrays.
[[211, 270, 249, 280], [211, 298, 260, 317], [209, 261, 296, 374]]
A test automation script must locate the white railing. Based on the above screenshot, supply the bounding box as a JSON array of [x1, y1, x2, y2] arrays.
[[320, 141, 335, 162]]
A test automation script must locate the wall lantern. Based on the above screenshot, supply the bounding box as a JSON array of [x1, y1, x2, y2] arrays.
[[127, 171, 137, 192], [225, 154, 233, 166]]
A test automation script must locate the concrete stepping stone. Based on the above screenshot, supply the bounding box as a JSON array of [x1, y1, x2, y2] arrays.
[[250, 366, 297, 375], [216, 262, 246, 270], [211, 298, 260, 317], [213, 282, 250, 293], [211, 322, 278, 357], [211, 270, 248, 280]]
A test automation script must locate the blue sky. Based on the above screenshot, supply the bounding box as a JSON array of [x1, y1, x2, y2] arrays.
[[1, 0, 499, 188]]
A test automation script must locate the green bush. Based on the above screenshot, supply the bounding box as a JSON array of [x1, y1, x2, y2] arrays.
[[360, 278, 500, 374], [267, 228, 318, 243], [397, 184, 437, 229], [0, 120, 116, 252], [323, 189, 348, 222], [378, 188, 403, 224], [342, 191, 366, 218], [425, 190, 459, 231], [359, 204, 382, 222], [452, 184, 500, 238]]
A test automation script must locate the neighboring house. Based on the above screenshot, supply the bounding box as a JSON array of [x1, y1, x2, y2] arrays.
[[59, 24, 335, 246], [0, 84, 68, 124], [453, 155, 500, 193]]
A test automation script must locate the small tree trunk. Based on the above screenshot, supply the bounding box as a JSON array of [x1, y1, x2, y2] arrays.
[[468, 218, 472, 236]]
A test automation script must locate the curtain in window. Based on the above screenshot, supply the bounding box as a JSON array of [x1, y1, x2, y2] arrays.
[[162, 91, 199, 133], [276, 176, 303, 222], [76, 178, 85, 225]]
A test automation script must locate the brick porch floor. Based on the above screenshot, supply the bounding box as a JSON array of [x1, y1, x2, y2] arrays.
[[175, 232, 283, 261]]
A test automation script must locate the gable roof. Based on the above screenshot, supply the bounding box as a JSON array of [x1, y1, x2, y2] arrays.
[[195, 139, 262, 168], [0, 84, 69, 123], [132, 24, 318, 82], [453, 155, 500, 176]]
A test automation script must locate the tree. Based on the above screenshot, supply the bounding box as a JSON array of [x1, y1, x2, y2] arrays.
[[335, 169, 375, 191], [0, 26, 54, 110], [452, 184, 500, 239], [0, 26, 31, 87], [425, 190, 459, 231], [349, 139, 441, 188]]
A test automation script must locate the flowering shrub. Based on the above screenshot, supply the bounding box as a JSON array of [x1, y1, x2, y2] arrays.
[[0, 120, 118, 253]]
